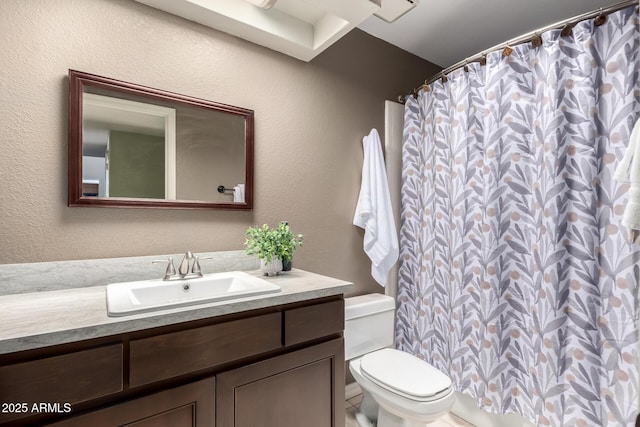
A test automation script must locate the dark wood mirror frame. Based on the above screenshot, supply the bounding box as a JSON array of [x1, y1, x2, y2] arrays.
[[68, 69, 254, 210]]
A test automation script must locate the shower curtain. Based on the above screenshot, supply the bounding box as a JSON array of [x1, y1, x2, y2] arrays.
[[397, 6, 639, 427]]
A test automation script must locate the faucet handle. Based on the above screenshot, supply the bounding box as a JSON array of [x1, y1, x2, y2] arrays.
[[153, 257, 176, 280], [192, 256, 213, 276]]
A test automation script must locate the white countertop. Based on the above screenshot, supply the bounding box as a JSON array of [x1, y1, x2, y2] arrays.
[[0, 269, 352, 355]]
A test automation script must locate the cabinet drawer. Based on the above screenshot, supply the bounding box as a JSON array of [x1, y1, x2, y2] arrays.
[[0, 344, 123, 423], [130, 312, 281, 387], [284, 299, 344, 346]]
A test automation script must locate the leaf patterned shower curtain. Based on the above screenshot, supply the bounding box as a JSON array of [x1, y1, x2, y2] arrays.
[[397, 6, 640, 426]]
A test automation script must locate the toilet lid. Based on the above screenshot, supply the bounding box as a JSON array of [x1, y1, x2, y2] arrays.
[[360, 348, 452, 401]]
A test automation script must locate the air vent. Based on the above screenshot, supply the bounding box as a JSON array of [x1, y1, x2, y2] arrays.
[[374, 0, 419, 23]]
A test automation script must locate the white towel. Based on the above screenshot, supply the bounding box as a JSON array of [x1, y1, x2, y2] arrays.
[[233, 184, 245, 203], [353, 129, 399, 286], [615, 119, 640, 235]]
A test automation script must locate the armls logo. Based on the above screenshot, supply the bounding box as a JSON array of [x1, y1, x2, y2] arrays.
[[30, 403, 72, 414]]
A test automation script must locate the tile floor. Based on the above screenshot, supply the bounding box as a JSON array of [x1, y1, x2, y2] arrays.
[[345, 394, 475, 427]]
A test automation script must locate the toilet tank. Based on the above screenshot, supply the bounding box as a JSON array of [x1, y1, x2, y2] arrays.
[[345, 293, 395, 361]]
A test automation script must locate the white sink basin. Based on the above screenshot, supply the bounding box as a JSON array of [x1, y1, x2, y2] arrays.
[[106, 271, 280, 317]]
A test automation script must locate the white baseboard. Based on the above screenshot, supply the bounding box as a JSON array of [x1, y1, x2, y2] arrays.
[[345, 382, 362, 400]]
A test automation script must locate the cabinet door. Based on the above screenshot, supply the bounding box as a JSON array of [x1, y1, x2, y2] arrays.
[[48, 377, 214, 427], [216, 338, 344, 427]]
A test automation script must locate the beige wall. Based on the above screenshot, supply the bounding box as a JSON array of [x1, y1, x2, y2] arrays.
[[0, 0, 439, 295]]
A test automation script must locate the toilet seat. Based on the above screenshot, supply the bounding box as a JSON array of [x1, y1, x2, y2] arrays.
[[360, 348, 452, 402]]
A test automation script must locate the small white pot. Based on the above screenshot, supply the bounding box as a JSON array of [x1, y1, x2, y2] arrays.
[[260, 258, 283, 277]]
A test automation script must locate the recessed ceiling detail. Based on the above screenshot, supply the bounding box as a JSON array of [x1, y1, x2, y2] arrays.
[[135, 0, 383, 61]]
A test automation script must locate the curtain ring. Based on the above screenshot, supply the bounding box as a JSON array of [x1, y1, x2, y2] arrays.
[[441, 73, 448, 84], [594, 9, 607, 27], [502, 45, 513, 57], [531, 33, 543, 48], [479, 53, 487, 66], [561, 23, 575, 37]]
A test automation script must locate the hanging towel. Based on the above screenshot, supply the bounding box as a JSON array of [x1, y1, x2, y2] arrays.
[[233, 184, 245, 203], [615, 118, 640, 239], [353, 128, 399, 286]]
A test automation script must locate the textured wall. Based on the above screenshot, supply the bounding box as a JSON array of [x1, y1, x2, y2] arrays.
[[0, 0, 438, 295]]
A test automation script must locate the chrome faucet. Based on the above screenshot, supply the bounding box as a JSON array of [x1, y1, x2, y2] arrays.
[[178, 251, 195, 276], [153, 252, 212, 281]]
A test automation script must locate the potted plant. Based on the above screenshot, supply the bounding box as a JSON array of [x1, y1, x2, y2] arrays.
[[276, 221, 303, 271], [244, 222, 303, 276]]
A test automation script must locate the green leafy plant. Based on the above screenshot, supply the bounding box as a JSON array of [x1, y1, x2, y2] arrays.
[[275, 222, 304, 262], [244, 223, 303, 262]]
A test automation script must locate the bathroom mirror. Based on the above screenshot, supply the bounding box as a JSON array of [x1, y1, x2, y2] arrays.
[[68, 70, 254, 209]]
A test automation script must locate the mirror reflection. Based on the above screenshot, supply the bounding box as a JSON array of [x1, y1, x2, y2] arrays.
[[68, 70, 254, 210]]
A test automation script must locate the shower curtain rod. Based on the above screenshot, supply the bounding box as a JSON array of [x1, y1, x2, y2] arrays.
[[399, 0, 639, 103]]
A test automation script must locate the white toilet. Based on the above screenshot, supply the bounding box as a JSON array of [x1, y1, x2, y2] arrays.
[[345, 294, 455, 427]]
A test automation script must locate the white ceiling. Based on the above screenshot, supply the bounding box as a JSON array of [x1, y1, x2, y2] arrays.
[[358, 0, 624, 68], [136, 0, 629, 66]]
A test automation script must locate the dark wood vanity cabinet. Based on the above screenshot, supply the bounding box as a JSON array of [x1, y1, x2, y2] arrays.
[[0, 296, 345, 427]]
